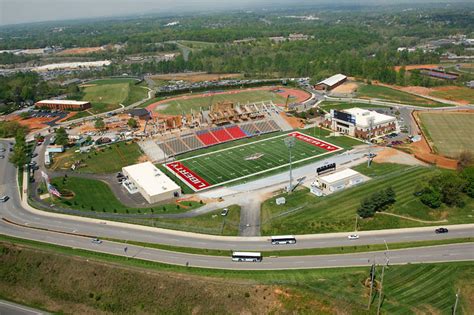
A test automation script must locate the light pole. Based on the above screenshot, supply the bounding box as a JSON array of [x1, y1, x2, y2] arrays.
[[368, 116, 375, 168], [284, 136, 296, 193]]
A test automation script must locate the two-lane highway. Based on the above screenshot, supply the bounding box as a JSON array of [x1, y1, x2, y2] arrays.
[[1, 139, 473, 269]]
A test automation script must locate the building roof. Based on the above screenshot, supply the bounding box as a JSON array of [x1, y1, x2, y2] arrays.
[[319, 168, 361, 184], [128, 108, 150, 117], [36, 100, 90, 105], [123, 162, 180, 196], [344, 107, 396, 128], [317, 73, 347, 87]]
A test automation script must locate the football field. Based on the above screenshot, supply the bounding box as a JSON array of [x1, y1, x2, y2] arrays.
[[165, 131, 342, 191], [419, 111, 474, 158]]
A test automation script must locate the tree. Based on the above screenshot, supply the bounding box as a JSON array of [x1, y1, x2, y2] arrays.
[[127, 118, 138, 129], [94, 118, 106, 130], [357, 197, 376, 218], [420, 187, 442, 208], [461, 167, 474, 198], [54, 127, 69, 146], [458, 150, 474, 171]]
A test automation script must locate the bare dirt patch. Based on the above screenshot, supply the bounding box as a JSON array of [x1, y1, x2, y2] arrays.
[[373, 147, 427, 166], [151, 72, 242, 83], [331, 82, 359, 94], [280, 112, 305, 128], [57, 47, 104, 55], [394, 64, 439, 71]]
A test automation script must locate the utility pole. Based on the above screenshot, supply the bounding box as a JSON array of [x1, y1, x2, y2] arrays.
[[284, 136, 296, 193], [367, 262, 376, 310], [453, 288, 460, 315], [377, 265, 385, 315], [354, 214, 359, 232]]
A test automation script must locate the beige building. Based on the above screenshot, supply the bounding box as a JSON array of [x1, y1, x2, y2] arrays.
[[310, 168, 365, 196], [122, 162, 181, 203]]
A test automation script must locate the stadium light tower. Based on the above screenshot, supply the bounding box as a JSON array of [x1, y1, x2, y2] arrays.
[[284, 136, 296, 193]]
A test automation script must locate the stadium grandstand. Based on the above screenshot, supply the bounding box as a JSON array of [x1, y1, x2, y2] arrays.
[[155, 119, 281, 158]]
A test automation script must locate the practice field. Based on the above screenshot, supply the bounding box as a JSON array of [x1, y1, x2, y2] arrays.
[[165, 131, 342, 191], [146, 87, 309, 115], [81, 78, 148, 114], [419, 111, 474, 158]]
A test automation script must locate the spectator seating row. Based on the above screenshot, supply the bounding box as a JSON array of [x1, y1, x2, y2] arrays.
[[157, 120, 281, 156]]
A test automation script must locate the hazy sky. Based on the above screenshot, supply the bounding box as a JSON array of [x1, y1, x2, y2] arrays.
[[0, 0, 462, 26]]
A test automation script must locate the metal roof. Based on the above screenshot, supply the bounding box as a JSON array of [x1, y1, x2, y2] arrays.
[[318, 73, 347, 87]]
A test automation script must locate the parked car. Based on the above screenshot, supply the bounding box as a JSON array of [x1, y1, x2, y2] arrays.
[[435, 228, 449, 234], [91, 238, 102, 244], [0, 196, 10, 202], [221, 208, 229, 216]]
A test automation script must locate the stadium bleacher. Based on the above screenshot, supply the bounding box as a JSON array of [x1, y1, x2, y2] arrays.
[[225, 125, 247, 139], [240, 122, 261, 136], [197, 130, 220, 146], [211, 128, 233, 142], [182, 134, 204, 150], [167, 138, 189, 155], [157, 142, 175, 156]]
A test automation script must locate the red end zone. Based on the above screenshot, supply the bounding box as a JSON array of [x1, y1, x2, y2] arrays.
[[287, 132, 341, 151], [166, 161, 211, 191]]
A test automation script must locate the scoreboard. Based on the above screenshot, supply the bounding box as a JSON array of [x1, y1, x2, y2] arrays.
[[332, 110, 356, 124]]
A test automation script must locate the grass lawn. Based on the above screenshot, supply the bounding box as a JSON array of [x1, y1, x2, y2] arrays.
[[261, 163, 474, 235], [156, 205, 241, 236], [357, 84, 444, 106], [429, 86, 474, 104], [166, 128, 361, 191], [419, 112, 474, 158], [65, 110, 91, 122], [51, 142, 143, 174], [319, 102, 386, 112], [81, 79, 148, 114], [49, 176, 200, 215], [156, 89, 287, 115], [1, 236, 472, 314]]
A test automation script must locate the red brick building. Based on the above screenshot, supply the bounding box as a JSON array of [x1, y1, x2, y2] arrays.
[[35, 100, 91, 111]]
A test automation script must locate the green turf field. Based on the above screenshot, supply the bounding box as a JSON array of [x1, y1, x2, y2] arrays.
[[419, 112, 474, 158], [167, 131, 342, 189], [357, 84, 445, 106], [81, 79, 148, 114], [261, 163, 474, 235], [156, 89, 288, 115], [51, 142, 143, 173]]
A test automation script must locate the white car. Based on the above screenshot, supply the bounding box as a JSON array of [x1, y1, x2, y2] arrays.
[[221, 208, 229, 216], [348, 234, 360, 240]]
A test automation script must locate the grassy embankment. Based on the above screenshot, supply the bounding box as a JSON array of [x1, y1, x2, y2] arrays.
[[51, 141, 143, 173], [319, 102, 386, 112], [0, 236, 472, 314], [429, 87, 474, 104], [356, 84, 447, 107], [261, 163, 474, 235], [46, 176, 201, 215]]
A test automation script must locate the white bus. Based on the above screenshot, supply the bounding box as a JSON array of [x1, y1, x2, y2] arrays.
[[231, 251, 262, 262], [271, 235, 296, 245]]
